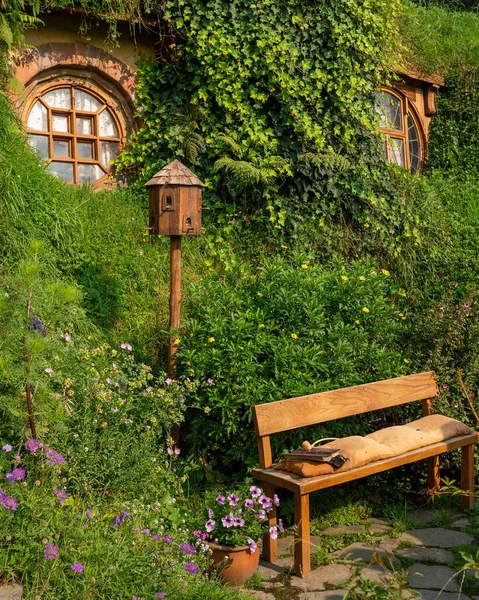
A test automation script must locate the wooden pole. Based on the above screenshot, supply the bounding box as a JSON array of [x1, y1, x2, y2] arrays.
[[169, 235, 181, 446]]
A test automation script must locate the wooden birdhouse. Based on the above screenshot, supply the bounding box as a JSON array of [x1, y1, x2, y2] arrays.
[[145, 159, 205, 236]]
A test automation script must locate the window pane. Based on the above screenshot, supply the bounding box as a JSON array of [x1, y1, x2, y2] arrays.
[[43, 88, 71, 109], [77, 142, 93, 159], [100, 141, 119, 166], [27, 101, 48, 131], [99, 109, 118, 137], [375, 91, 402, 131], [48, 161, 74, 184], [53, 140, 70, 157], [28, 134, 49, 159], [388, 137, 405, 167], [75, 90, 101, 112], [407, 115, 421, 174], [76, 117, 92, 135], [52, 115, 69, 132], [78, 163, 104, 184]]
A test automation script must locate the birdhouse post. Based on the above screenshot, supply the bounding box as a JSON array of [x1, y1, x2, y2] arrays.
[[145, 160, 205, 382]]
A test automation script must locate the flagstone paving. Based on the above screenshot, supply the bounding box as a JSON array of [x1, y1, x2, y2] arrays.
[[244, 508, 479, 600]]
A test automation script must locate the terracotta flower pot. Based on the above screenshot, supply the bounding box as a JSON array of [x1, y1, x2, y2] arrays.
[[208, 541, 260, 587]]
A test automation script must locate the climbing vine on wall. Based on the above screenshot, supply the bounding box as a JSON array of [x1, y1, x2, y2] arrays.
[[116, 0, 419, 246]]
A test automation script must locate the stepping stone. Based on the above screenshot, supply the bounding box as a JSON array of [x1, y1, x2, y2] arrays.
[[340, 542, 388, 563], [275, 556, 293, 568], [416, 591, 472, 600], [0, 585, 22, 600], [450, 518, 471, 529], [367, 517, 393, 533], [290, 564, 353, 592], [277, 536, 294, 555], [407, 563, 461, 592], [395, 547, 454, 565], [257, 560, 284, 580], [377, 538, 400, 554], [242, 591, 275, 600], [321, 525, 365, 535], [408, 509, 438, 525], [356, 564, 388, 584], [298, 592, 348, 600], [399, 528, 474, 548]]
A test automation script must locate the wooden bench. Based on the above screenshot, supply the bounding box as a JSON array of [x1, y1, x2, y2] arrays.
[[251, 372, 479, 578]]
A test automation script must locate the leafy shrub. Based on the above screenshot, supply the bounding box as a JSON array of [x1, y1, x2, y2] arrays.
[[176, 255, 409, 472]]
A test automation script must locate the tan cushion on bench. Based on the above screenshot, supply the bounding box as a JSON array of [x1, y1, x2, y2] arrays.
[[274, 436, 396, 477], [366, 425, 438, 454], [404, 415, 473, 439]]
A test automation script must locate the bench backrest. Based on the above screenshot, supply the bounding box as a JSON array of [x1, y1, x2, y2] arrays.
[[253, 372, 438, 468]]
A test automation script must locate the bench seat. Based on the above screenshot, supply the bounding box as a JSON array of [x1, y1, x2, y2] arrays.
[[251, 372, 478, 578]]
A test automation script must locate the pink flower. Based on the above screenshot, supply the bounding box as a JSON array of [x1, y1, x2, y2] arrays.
[[25, 439, 39, 453], [174, 448, 181, 456], [165, 378, 172, 386], [71, 563, 84, 573], [269, 526, 278, 540], [247, 537, 257, 554], [64, 333, 71, 342], [45, 368, 53, 374], [120, 343, 132, 351]]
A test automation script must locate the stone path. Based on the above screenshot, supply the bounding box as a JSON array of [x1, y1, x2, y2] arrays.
[[244, 508, 479, 600]]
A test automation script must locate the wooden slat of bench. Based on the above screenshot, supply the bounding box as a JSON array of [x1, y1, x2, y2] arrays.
[[253, 372, 437, 437], [252, 432, 479, 495]]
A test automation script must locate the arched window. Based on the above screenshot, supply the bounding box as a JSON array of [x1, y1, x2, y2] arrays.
[[24, 81, 124, 185], [374, 89, 424, 174]]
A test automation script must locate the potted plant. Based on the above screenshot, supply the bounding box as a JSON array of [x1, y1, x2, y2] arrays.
[[194, 485, 283, 586]]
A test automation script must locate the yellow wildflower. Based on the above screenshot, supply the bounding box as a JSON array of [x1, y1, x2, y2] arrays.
[[208, 337, 215, 343], [257, 292, 263, 297], [362, 307, 370, 313], [359, 276, 366, 281], [370, 270, 377, 276], [258, 323, 265, 328], [399, 313, 403, 317], [404, 359, 410, 364], [173, 338, 181, 345], [291, 333, 298, 339], [341, 275, 349, 281], [281, 244, 288, 249], [355, 320, 360, 325], [382, 269, 390, 276], [301, 264, 308, 269], [186, 361, 191, 366]]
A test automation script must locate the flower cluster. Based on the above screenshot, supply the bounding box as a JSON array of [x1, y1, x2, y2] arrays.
[[196, 486, 281, 551]]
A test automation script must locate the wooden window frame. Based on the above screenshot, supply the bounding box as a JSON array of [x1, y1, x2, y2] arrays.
[[377, 88, 425, 174], [24, 79, 125, 186]]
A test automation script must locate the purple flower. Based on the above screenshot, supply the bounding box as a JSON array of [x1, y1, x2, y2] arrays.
[[269, 526, 278, 540], [0, 489, 5, 502], [247, 537, 257, 554], [54, 490, 68, 505], [25, 439, 39, 453], [258, 509, 266, 520], [250, 485, 261, 498], [193, 530, 202, 538], [207, 378, 214, 384], [162, 535, 173, 544], [273, 494, 280, 507], [244, 499, 254, 509], [165, 378, 172, 386], [2, 445, 12, 453], [227, 493, 239, 507], [221, 513, 234, 528], [179, 542, 196, 555], [216, 494, 225, 505], [208, 508, 214, 518], [155, 594, 166, 599], [71, 563, 84, 573], [233, 517, 245, 527], [45, 448, 64, 466], [184, 562, 199, 575], [202, 533, 208, 540], [152, 535, 159, 541], [142, 529, 150, 534], [205, 519, 215, 532], [146, 386, 153, 393], [6, 468, 25, 482], [122, 511, 131, 520], [2, 496, 17, 510], [278, 519, 284, 533], [112, 516, 122, 527], [120, 343, 132, 351], [86, 509, 93, 521], [44, 544, 59, 559], [259, 495, 272, 510]]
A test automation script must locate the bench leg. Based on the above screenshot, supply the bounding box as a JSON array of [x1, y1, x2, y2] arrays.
[[427, 455, 440, 493], [461, 444, 475, 511], [262, 483, 277, 563], [294, 492, 310, 578]]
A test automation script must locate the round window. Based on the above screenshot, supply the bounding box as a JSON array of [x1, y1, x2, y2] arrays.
[[25, 83, 122, 185]]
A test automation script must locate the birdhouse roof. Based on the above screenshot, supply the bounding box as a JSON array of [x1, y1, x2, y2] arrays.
[[145, 159, 205, 187]]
